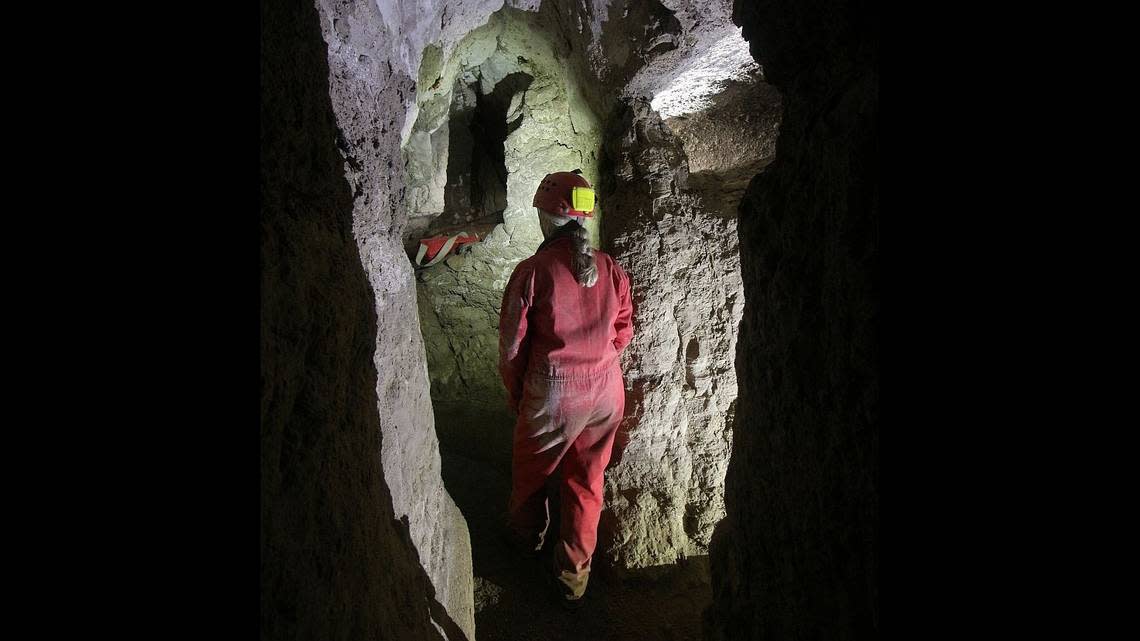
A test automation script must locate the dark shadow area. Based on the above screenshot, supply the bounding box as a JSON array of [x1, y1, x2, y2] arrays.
[[440, 448, 712, 641], [707, 1, 878, 639], [438, 71, 534, 234], [433, 402, 515, 469]]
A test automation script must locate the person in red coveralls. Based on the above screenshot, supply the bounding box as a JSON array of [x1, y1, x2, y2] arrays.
[[498, 170, 634, 607]]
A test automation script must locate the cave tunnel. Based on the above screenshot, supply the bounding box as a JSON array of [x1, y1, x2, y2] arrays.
[[262, 0, 878, 639], [444, 70, 534, 225]]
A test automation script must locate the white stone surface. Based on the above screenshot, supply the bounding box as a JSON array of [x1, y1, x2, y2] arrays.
[[651, 28, 760, 118]]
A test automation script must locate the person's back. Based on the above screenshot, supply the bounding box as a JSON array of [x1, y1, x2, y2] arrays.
[[498, 171, 633, 608], [502, 235, 631, 382]]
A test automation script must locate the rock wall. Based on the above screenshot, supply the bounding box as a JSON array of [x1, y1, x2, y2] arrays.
[[581, 0, 742, 105], [260, 0, 466, 638], [596, 98, 758, 573], [301, 1, 582, 638], [664, 76, 782, 214], [707, 0, 880, 638]]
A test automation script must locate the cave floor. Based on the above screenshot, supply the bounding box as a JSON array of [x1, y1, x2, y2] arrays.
[[441, 450, 712, 641]]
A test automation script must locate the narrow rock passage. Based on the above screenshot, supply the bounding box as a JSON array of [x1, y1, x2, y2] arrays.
[[440, 449, 712, 641]]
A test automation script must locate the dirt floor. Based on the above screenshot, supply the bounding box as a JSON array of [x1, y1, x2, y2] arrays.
[[441, 450, 713, 641]]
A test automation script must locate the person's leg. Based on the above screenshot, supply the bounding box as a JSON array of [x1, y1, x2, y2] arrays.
[[507, 420, 556, 550], [507, 377, 576, 549], [553, 369, 625, 597]]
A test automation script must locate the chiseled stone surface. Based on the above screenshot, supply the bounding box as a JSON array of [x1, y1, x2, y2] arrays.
[[306, 1, 576, 638], [261, 0, 466, 638], [597, 98, 753, 574]]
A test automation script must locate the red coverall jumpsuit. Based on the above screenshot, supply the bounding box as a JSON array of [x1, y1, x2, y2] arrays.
[[498, 234, 633, 581]]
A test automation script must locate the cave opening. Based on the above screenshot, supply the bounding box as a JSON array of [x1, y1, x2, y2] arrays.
[[442, 71, 533, 232]]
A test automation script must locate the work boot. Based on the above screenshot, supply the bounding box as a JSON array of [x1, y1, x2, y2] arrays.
[[554, 568, 589, 610]]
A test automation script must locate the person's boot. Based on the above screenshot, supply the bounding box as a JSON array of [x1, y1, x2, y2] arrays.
[[553, 567, 589, 610]]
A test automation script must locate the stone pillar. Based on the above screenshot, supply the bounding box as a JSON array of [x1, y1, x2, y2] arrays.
[[261, 0, 470, 638], [598, 99, 744, 573]]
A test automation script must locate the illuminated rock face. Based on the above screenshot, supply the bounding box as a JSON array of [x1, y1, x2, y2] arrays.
[[262, 0, 474, 638], [264, 0, 876, 637], [596, 96, 778, 573], [664, 78, 782, 212], [593, 59, 779, 578]]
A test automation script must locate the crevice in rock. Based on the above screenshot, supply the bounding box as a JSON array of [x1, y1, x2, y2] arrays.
[[439, 71, 535, 237]]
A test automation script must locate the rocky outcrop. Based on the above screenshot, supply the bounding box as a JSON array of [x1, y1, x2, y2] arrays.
[[664, 76, 782, 213], [582, 0, 743, 107], [260, 0, 466, 638], [595, 99, 749, 573], [707, 0, 879, 638]]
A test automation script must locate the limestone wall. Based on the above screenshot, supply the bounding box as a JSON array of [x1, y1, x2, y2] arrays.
[[261, 0, 468, 638], [597, 99, 755, 573], [572, 0, 783, 575]]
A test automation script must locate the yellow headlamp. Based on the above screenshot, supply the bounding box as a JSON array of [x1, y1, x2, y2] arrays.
[[570, 186, 596, 213]]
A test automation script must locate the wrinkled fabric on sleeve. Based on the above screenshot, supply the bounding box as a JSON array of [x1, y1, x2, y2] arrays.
[[499, 263, 535, 412], [611, 263, 633, 354]]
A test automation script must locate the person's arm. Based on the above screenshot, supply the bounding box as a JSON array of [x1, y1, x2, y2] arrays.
[[498, 263, 535, 413], [612, 263, 633, 354]]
